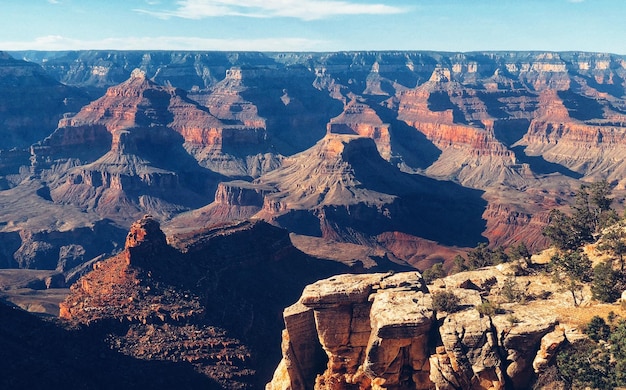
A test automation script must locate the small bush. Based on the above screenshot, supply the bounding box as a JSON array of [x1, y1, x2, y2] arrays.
[[556, 339, 614, 389], [584, 316, 611, 342], [501, 276, 525, 303], [432, 291, 461, 313], [422, 263, 446, 284], [591, 261, 620, 303], [475, 301, 498, 317], [506, 314, 520, 325]]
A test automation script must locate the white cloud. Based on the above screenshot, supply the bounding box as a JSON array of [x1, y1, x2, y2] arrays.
[[0, 35, 329, 52], [47, 0, 61, 4], [136, 0, 407, 21]]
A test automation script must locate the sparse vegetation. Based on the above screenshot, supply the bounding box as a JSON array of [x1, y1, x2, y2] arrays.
[[500, 275, 525, 303], [506, 314, 520, 325], [556, 339, 614, 390], [450, 254, 467, 274], [541, 181, 624, 307], [422, 262, 446, 284], [549, 250, 592, 306], [555, 316, 626, 389], [475, 301, 498, 317], [543, 181, 615, 251], [465, 243, 509, 270], [431, 291, 461, 313], [584, 315, 611, 342], [509, 242, 532, 263], [597, 221, 626, 271]]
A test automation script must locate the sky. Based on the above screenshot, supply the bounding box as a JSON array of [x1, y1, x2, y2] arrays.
[[1, 0, 625, 54]]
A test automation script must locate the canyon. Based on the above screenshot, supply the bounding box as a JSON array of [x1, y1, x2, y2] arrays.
[[1, 49, 626, 388], [2, 50, 626, 274]]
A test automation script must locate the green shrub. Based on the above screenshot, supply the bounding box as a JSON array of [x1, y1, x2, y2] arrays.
[[506, 314, 520, 325], [475, 301, 498, 317], [556, 339, 614, 389], [501, 276, 525, 303], [431, 291, 461, 313], [591, 261, 620, 303], [422, 262, 446, 284], [584, 316, 611, 342]]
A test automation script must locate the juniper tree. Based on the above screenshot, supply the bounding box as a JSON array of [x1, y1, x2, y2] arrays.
[[550, 250, 592, 306], [598, 222, 626, 271], [543, 181, 616, 250], [591, 261, 620, 303]]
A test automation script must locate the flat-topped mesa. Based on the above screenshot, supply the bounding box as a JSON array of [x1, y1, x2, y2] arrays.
[[214, 180, 273, 207], [327, 100, 391, 160], [124, 215, 168, 264]]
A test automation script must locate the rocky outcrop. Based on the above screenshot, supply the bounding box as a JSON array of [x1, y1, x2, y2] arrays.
[[267, 272, 433, 390], [33, 71, 224, 224], [268, 266, 587, 390], [250, 134, 486, 247], [59, 215, 364, 389], [0, 300, 221, 390], [327, 99, 391, 159]]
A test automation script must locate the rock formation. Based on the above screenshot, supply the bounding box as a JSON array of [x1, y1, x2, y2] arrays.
[[2, 49, 626, 273], [32, 70, 225, 225], [0, 300, 218, 390], [215, 133, 487, 248], [0, 52, 88, 150], [267, 265, 588, 390], [60, 215, 406, 388], [3, 49, 626, 389]]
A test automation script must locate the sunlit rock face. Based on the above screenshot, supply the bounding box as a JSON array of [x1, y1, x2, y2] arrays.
[[267, 267, 576, 390], [3, 49, 626, 271]]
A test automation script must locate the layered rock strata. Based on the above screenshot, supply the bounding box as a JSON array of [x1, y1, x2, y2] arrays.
[[61, 215, 385, 389], [268, 267, 585, 390]]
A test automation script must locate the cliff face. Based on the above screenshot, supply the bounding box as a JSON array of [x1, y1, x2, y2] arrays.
[[60, 215, 398, 388], [3, 50, 626, 271], [0, 52, 88, 150], [31, 70, 226, 225], [267, 266, 584, 390], [245, 134, 486, 247]]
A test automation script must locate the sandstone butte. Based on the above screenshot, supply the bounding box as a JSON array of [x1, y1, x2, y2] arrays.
[[58, 214, 407, 389], [267, 264, 589, 390]]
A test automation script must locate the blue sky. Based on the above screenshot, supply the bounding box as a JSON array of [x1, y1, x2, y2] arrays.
[[1, 0, 625, 53]]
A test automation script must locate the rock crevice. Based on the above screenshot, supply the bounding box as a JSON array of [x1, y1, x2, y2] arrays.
[[267, 270, 564, 390]]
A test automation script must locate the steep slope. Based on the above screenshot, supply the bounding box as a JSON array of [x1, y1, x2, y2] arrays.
[[0, 178, 127, 271], [60, 215, 398, 388], [0, 52, 88, 150], [183, 66, 281, 177], [32, 70, 224, 224], [267, 264, 590, 390], [519, 89, 626, 187], [193, 134, 487, 249], [0, 300, 220, 390], [4, 49, 626, 270]]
